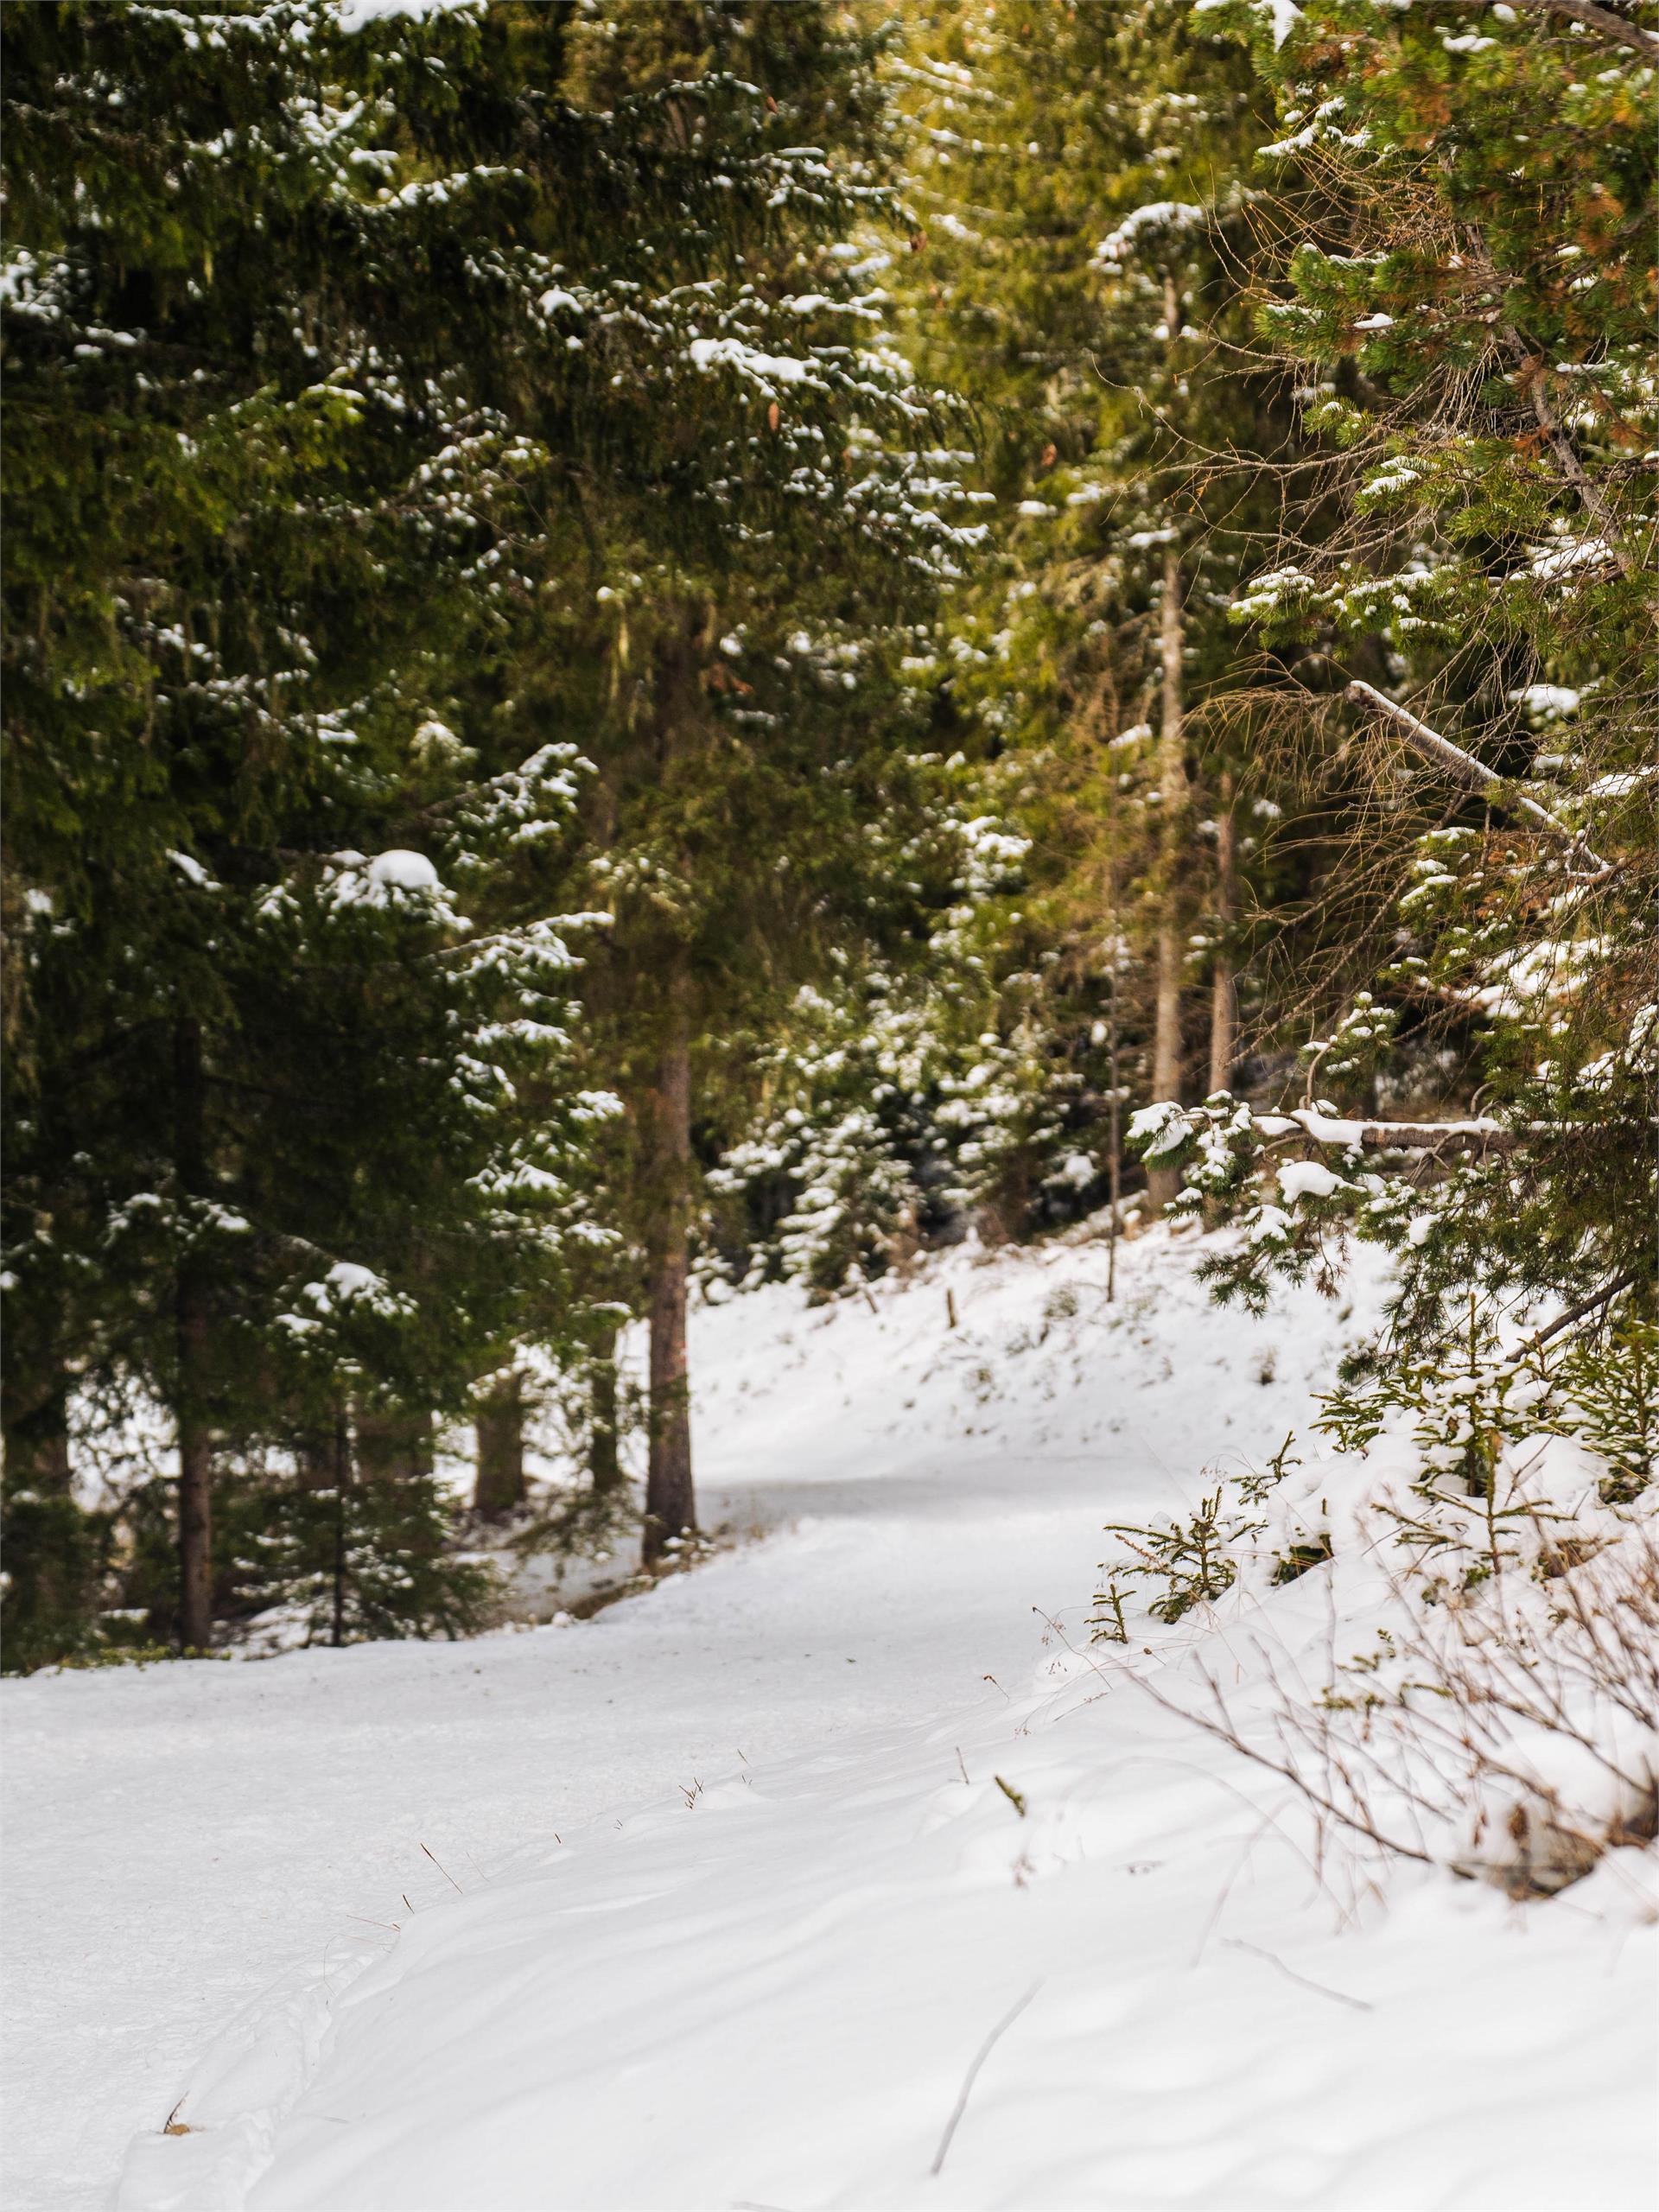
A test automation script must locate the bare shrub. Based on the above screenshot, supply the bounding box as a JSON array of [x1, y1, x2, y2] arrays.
[[1167, 1516, 1659, 1902]]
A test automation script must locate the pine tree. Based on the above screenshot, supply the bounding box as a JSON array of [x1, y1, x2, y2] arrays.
[[1, 0, 988, 1645]]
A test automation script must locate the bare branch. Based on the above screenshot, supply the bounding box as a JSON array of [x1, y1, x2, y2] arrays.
[[1473, 0, 1659, 60], [1344, 680, 1611, 874], [1526, 1268, 1642, 1351]]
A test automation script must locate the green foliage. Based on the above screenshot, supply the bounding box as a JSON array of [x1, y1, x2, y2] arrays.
[[0, 0, 1003, 1641], [884, 0, 1340, 1203], [231, 1470, 498, 1649], [6, 0, 1652, 1662], [1555, 1321, 1658, 1509], [1102, 1485, 1249, 1623], [0, 1484, 115, 1674], [1093, 1430, 1339, 1635]]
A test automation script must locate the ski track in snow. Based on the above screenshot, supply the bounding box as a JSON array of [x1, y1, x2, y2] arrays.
[[3, 1227, 1655, 2211]]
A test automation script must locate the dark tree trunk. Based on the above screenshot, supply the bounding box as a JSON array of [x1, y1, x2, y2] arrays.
[[174, 1016, 213, 1651], [643, 993, 695, 1561], [474, 1373, 526, 1517], [588, 1327, 622, 1497], [1209, 770, 1238, 1097], [331, 1406, 349, 1649], [1147, 537, 1189, 1213]]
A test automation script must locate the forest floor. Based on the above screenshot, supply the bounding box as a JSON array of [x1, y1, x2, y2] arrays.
[[3, 1223, 1654, 2212]]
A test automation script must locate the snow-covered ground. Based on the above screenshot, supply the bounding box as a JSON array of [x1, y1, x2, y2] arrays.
[[3, 1224, 1654, 2212]]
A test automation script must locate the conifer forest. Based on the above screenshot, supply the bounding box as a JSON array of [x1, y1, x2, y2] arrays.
[[2, 5, 1656, 2209]]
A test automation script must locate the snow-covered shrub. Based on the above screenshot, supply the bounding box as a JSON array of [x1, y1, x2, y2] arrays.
[[223, 1460, 499, 1651], [1098, 1287, 1656, 1900], [1197, 1516, 1659, 1900], [254, 1481, 495, 1649], [1552, 1320, 1658, 1509]]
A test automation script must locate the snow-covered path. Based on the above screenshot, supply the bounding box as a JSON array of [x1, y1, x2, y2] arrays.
[[4, 1230, 1654, 2212], [1, 1230, 1187, 2211]]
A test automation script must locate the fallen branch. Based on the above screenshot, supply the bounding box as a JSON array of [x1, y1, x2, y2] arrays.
[[1344, 680, 1610, 875]]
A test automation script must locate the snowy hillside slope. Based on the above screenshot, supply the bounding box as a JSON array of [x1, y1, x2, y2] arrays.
[[3, 1223, 1652, 2211]]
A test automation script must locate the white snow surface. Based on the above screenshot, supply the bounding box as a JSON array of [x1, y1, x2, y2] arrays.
[[3, 1226, 1655, 2211]]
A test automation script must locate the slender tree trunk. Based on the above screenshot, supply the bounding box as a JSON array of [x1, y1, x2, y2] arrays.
[[643, 985, 695, 1562], [1106, 952, 1123, 1304], [1208, 769, 1237, 1097], [174, 1016, 213, 1650], [474, 1372, 526, 1517], [1147, 540, 1189, 1211], [1102, 758, 1125, 1303], [331, 1405, 349, 1649], [588, 1326, 622, 1497]]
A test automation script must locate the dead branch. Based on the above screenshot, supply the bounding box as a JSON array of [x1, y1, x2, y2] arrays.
[[1344, 680, 1611, 874], [1466, 0, 1659, 62]]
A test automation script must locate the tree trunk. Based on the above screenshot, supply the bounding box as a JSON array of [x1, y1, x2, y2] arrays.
[[174, 1016, 214, 1651], [1147, 540, 1188, 1211], [643, 988, 695, 1561], [473, 1372, 526, 1517], [1208, 769, 1237, 1097], [331, 1405, 349, 1649], [1106, 954, 1123, 1304], [355, 1406, 435, 1485], [588, 1326, 622, 1497]]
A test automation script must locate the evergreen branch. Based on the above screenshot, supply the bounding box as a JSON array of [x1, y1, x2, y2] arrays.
[[1344, 681, 1611, 875]]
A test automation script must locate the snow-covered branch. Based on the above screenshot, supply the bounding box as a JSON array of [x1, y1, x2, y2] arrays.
[[1462, 0, 1659, 60], [1254, 1106, 1524, 1157]]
